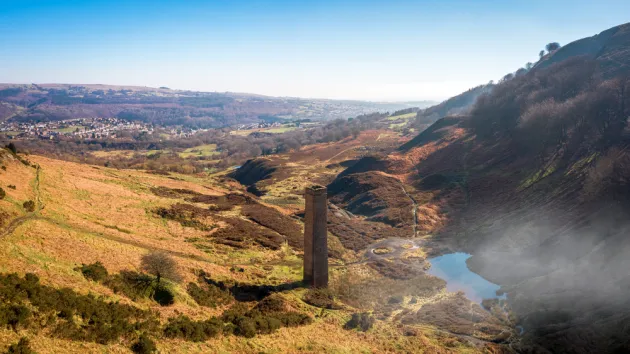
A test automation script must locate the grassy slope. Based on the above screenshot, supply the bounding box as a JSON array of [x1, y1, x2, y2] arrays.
[[0, 144, 501, 353]]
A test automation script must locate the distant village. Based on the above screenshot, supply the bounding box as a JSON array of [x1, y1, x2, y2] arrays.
[[0, 118, 207, 140]]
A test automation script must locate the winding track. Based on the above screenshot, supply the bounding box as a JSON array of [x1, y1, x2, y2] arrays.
[[0, 165, 44, 238], [399, 182, 418, 238]]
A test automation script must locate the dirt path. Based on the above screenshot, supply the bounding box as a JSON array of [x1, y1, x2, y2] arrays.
[[0, 166, 44, 238], [399, 183, 418, 237], [326, 146, 356, 163]]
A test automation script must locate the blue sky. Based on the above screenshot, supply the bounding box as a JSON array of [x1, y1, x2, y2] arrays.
[[1, 0, 628, 101]]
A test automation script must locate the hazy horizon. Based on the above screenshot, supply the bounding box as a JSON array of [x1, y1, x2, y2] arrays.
[[1, 0, 629, 101]]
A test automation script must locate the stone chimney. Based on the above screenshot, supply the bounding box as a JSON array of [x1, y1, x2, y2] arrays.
[[303, 185, 328, 288]]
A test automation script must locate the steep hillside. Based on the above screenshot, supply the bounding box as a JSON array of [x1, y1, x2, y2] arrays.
[[329, 22, 630, 353], [410, 84, 494, 131], [536, 22, 630, 78]]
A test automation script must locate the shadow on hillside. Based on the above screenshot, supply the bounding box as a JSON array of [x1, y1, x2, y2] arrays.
[[200, 273, 305, 302]]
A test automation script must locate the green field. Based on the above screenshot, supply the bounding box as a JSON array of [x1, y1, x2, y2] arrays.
[[0, 131, 21, 137], [387, 112, 416, 121], [230, 126, 296, 136], [389, 122, 408, 129], [54, 125, 87, 133], [178, 144, 218, 158]]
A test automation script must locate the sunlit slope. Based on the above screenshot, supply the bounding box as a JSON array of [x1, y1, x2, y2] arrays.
[[0, 148, 509, 353]]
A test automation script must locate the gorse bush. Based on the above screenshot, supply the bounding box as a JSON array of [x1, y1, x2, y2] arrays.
[[303, 288, 340, 309], [163, 315, 224, 342], [104, 270, 175, 306], [131, 333, 157, 354], [6, 337, 35, 354], [0, 273, 154, 344], [104, 270, 155, 301], [344, 313, 375, 332], [0, 304, 31, 330], [75, 262, 108, 282], [233, 316, 257, 338], [152, 284, 175, 306], [187, 282, 232, 308], [76, 261, 176, 306], [0, 272, 314, 344], [22, 200, 35, 212]]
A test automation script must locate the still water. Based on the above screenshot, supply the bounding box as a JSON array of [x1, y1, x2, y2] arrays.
[[427, 252, 506, 303]]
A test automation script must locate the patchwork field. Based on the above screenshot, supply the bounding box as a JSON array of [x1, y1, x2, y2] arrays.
[[230, 126, 298, 136], [178, 144, 219, 158]]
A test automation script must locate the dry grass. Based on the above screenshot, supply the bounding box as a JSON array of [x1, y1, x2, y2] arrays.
[[0, 150, 502, 353]]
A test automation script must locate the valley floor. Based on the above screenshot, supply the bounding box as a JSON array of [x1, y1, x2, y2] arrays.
[[0, 134, 515, 353]]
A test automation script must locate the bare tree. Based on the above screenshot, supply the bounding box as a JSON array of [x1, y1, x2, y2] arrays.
[[141, 251, 182, 284]]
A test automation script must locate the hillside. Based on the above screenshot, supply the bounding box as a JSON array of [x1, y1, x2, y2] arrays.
[[0, 84, 418, 128], [536, 22, 630, 78], [330, 22, 630, 353], [411, 84, 494, 130], [0, 129, 517, 353]]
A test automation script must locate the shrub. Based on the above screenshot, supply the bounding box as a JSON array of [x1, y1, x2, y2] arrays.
[[234, 316, 257, 338], [6, 143, 17, 154], [75, 262, 108, 282], [131, 333, 157, 354], [22, 201, 35, 212], [6, 337, 35, 354], [221, 298, 312, 338], [163, 315, 223, 342], [186, 282, 232, 308], [0, 273, 156, 344], [0, 188, 5, 200], [104, 271, 155, 301], [388, 295, 403, 304], [7, 185, 15, 189], [303, 288, 340, 309], [152, 284, 175, 306], [221, 302, 250, 323], [273, 312, 312, 327], [105, 270, 174, 306], [0, 304, 31, 330], [344, 313, 374, 332], [252, 295, 286, 314]]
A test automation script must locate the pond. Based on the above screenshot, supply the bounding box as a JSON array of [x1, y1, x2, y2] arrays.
[[427, 252, 506, 303]]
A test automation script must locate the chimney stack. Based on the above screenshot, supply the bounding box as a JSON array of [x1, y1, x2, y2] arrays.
[[303, 185, 328, 288]]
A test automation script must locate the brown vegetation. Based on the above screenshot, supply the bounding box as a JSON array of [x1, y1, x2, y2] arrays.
[[328, 171, 414, 229], [368, 259, 421, 280], [154, 203, 215, 231], [211, 217, 286, 250], [401, 293, 506, 339], [327, 212, 409, 250], [241, 204, 303, 248]]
